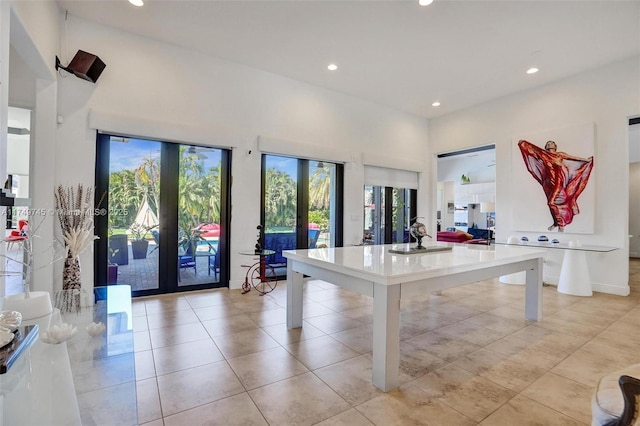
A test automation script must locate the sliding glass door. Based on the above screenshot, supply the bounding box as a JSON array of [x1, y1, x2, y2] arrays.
[[177, 146, 224, 287], [364, 186, 416, 244], [94, 134, 231, 296], [261, 154, 343, 276]]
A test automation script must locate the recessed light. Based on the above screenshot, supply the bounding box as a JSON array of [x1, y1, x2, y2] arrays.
[[526, 67, 539, 74], [419, 0, 434, 5], [327, 64, 338, 71], [129, 0, 144, 6], [432, 101, 441, 107]]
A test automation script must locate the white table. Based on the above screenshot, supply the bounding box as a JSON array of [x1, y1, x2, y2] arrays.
[[284, 243, 546, 392], [502, 241, 617, 296]]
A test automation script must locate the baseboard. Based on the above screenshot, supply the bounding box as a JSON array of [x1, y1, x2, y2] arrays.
[[591, 281, 630, 296]]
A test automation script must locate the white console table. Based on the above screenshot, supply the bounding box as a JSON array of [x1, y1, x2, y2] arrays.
[[502, 241, 617, 296], [0, 285, 136, 425]]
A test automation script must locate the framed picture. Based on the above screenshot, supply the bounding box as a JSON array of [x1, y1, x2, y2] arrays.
[[511, 123, 595, 234]]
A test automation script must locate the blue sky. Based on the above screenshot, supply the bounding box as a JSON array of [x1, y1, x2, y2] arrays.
[[110, 138, 221, 172], [266, 155, 297, 179], [110, 138, 160, 172]]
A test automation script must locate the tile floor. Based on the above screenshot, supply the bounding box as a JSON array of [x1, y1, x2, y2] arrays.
[[120, 260, 640, 425]]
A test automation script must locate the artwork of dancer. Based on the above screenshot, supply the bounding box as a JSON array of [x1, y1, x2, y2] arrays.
[[518, 139, 594, 232]]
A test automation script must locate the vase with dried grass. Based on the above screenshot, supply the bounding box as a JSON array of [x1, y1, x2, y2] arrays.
[[54, 184, 99, 312]]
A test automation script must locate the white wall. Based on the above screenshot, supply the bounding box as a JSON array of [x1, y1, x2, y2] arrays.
[[52, 15, 429, 290], [429, 57, 640, 295], [437, 149, 495, 183], [8, 1, 59, 293]]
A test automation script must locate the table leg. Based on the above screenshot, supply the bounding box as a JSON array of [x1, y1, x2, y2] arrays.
[[372, 282, 401, 392], [286, 262, 304, 329], [524, 257, 543, 321]]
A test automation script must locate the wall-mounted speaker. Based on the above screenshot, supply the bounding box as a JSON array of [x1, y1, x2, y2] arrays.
[[56, 50, 106, 83]]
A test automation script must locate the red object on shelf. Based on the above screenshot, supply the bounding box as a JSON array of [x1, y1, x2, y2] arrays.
[[5, 220, 28, 249]]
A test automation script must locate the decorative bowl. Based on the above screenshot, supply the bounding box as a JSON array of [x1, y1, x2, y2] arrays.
[[41, 323, 77, 344]]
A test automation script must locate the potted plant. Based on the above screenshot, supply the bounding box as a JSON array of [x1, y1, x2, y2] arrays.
[[129, 223, 150, 259], [107, 246, 119, 284]]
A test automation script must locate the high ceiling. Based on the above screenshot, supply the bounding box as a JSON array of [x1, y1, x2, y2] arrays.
[[57, 0, 639, 119]]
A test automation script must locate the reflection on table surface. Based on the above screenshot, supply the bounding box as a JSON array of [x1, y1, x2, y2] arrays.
[[60, 285, 137, 425], [0, 284, 137, 425]]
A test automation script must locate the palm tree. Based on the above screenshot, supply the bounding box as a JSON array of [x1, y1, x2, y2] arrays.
[[135, 156, 161, 216], [309, 165, 331, 210], [177, 148, 222, 234], [109, 169, 140, 228], [264, 168, 296, 228]]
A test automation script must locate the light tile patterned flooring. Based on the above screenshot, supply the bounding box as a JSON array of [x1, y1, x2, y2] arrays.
[[116, 260, 640, 425]]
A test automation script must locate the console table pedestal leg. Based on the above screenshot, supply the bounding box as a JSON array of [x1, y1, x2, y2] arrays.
[[558, 250, 592, 296]]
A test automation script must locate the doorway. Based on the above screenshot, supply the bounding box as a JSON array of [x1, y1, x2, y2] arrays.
[[363, 186, 417, 245], [436, 145, 496, 235], [94, 134, 231, 296], [3, 107, 32, 295], [629, 118, 640, 257]]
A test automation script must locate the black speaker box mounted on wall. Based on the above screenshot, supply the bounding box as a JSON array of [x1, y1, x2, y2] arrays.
[[55, 50, 106, 83]]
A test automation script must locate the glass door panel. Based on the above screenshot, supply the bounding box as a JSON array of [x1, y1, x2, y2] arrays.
[[262, 154, 342, 276], [364, 186, 415, 244], [309, 161, 336, 248], [263, 155, 298, 276], [177, 145, 222, 286], [97, 134, 230, 296], [392, 188, 412, 243], [364, 185, 385, 245], [107, 137, 161, 291]]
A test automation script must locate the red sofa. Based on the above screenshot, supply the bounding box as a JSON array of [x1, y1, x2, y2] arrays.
[[436, 229, 490, 245]]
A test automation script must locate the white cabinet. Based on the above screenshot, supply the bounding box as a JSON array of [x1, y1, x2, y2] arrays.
[[455, 182, 495, 205]]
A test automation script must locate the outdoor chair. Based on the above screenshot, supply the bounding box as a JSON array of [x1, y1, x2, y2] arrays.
[[178, 240, 197, 281], [308, 229, 321, 248], [149, 229, 160, 254], [208, 248, 220, 280]]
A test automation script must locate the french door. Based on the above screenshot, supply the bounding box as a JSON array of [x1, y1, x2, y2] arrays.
[[94, 134, 231, 296], [364, 186, 417, 244], [261, 154, 343, 276]]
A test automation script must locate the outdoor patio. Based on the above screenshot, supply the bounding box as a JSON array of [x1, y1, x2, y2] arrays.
[[114, 241, 220, 291]]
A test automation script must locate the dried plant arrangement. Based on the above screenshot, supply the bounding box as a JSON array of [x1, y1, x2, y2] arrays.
[[0, 216, 65, 298], [54, 184, 100, 311]]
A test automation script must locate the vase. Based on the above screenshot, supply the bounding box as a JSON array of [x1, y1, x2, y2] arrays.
[[63, 252, 82, 291]]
